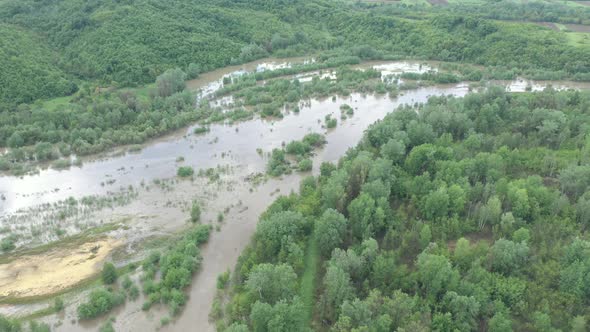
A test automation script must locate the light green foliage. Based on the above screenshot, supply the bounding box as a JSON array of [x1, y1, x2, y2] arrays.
[[571, 316, 586, 332], [29, 321, 50, 332], [0, 24, 75, 106], [316, 209, 348, 257], [489, 239, 529, 275], [190, 201, 201, 223], [422, 187, 450, 221], [101, 262, 118, 284], [488, 312, 513, 332], [99, 319, 115, 332], [453, 237, 472, 271], [417, 253, 459, 300], [447, 184, 466, 215], [122, 276, 132, 290], [322, 169, 348, 212], [217, 270, 230, 289], [419, 224, 431, 249], [156, 68, 186, 98], [348, 193, 385, 240], [0, 314, 20, 332], [250, 297, 305, 332], [559, 165, 590, 199], [298, 159, 312, 172], [254, 211, 306, 262], [532, 311, 558, 332], [326, 117, 337, 129], [512, 228, 530, 243], [223, 82, 590, 330], [380, 139, 406, 164], [54, 297, 64, 312], [267, 149, 289, 177], [140, 225, 210, 314], [186, 63, 201, 80], [246, 263, 297, 304], [177, 166, 194, 178], [78, 289, 125, 320], [576, 193, 590, 225], [478, 195, 502, 229], [1, 236, 16, 252], [442, 291, 480, 331], [507, 186, 531, 220], [320, 265, 354, 322]]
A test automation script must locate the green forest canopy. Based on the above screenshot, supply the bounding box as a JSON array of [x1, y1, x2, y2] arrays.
[[1, 0, 590, 106], [220, 88, 590, 331]]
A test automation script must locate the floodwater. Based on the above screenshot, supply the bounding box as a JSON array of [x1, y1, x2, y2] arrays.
[[1, 58, 589, 332]]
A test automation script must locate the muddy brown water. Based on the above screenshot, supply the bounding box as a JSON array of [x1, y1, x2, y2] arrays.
[[1, 59, 590, 331]]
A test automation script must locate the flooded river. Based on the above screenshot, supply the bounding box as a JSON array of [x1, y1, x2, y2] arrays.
[[1, 58, 589, 331]]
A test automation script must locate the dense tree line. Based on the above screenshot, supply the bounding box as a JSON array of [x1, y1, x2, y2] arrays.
[[219, 87, 590, 331], [0, 23, 76, 105], [364, 0, 590, 25], [440, 0, 590, 25], [0, 68, 199, 174], [0, 61, 387, 174], [140, 224, 211, 315]]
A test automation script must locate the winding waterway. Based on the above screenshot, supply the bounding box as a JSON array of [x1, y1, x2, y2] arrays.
[[1, 58, 589, 331]]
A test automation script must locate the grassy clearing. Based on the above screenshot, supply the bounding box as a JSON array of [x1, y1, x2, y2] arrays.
[[566, 32, 590, 47], [40, 95, 72, 111], [20, 305, 59, 321], [299, 229, 320, 329]]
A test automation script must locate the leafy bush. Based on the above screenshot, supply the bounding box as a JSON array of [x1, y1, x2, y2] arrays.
[[0, 237, 16, 252], [190, 201, 201, 223], [54, 297, 64, 312], [77, 289, 125, 320], [140, 225, 211, 314], [177, 166, 194, 178], [0, 314, 20, 332], [193, 126, 210, 134], [29, 321, 50, 332], [267, 149, 289, 177], [325, 116, 337, 129], [122, 276, 132, 290], [217, 270, 230, 289], [101, 262, 118, 284], [298, 159, 313, 172]]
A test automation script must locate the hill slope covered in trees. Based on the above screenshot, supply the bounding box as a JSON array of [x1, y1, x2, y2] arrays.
[[1, 0, 590, 107]]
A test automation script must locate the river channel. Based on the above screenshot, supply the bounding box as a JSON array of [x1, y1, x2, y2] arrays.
[[0, 58, 589, 331]]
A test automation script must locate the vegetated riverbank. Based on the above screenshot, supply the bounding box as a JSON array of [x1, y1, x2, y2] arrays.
[[2, 53, 590, 177], [216, 87, 590, 331], [1, 60, 589, 331]]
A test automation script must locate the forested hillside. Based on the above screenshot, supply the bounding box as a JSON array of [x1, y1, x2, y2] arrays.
[[1, 0, 590, 107], [218, 88, 590, 331], [0, 23, 76, 104]]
